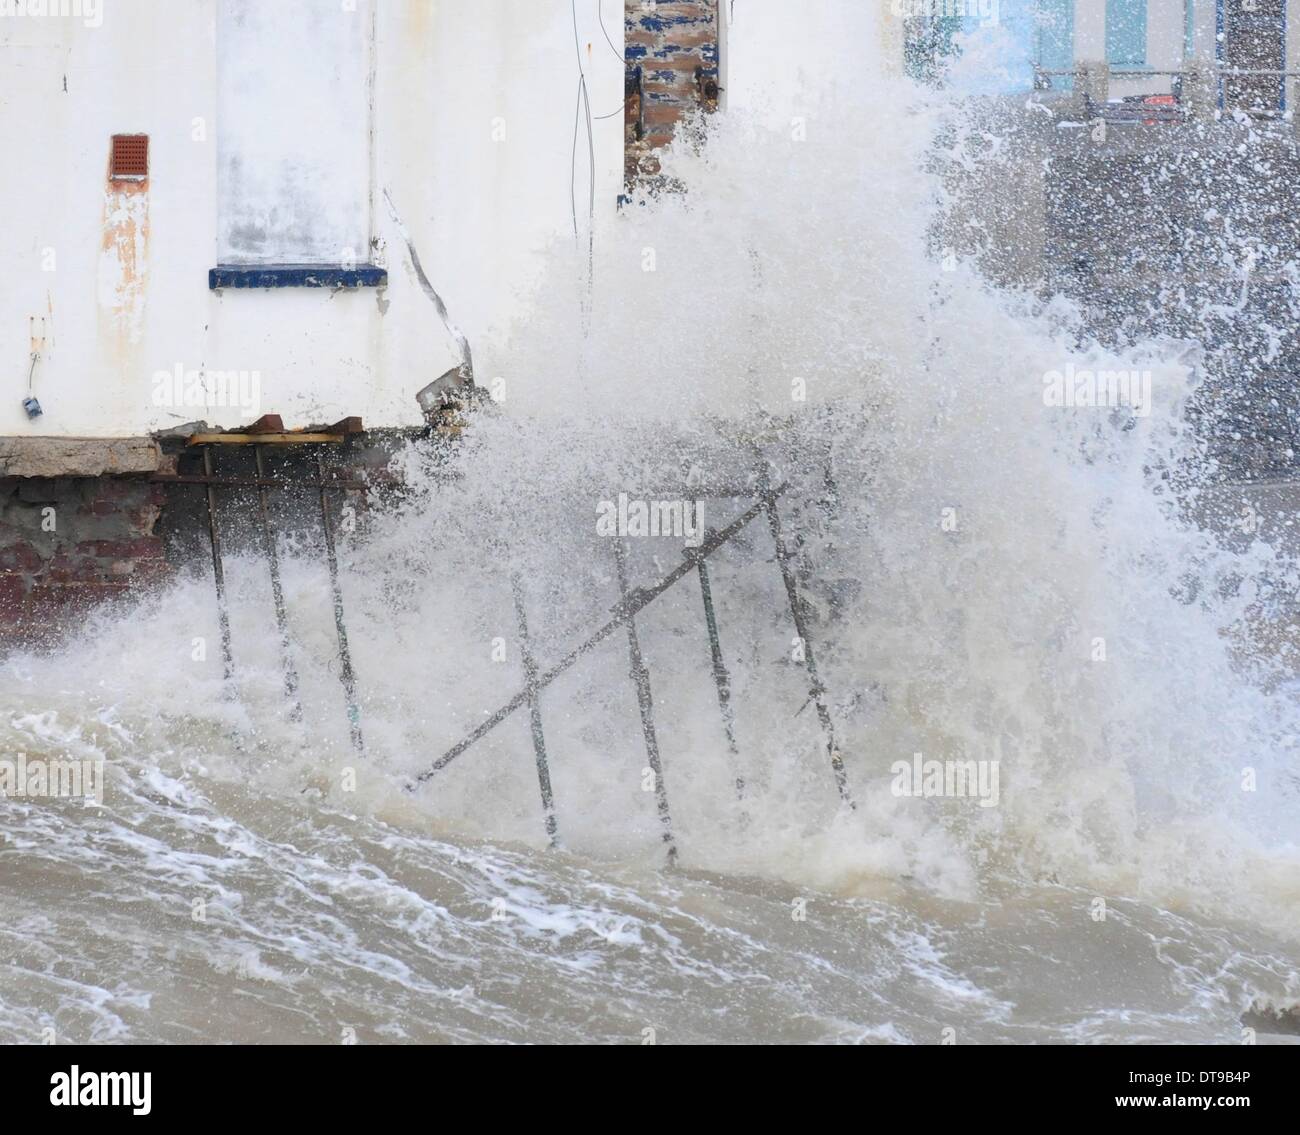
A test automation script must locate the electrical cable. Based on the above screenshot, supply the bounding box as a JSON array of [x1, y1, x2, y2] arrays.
[[595, 94, 633, 120], [569, 0, 596, 253], [597, 0, 626, 65]]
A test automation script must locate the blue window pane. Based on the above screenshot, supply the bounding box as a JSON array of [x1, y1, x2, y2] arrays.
[[1106, 0, 1148, 67]]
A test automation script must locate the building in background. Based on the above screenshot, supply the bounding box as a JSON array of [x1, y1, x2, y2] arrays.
[[910, 0, 1300, 482], [903, 0, 1293, 114], [902, 0, 1073, 93]]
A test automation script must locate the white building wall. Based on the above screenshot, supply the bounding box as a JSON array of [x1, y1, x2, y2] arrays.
[[1191, 1, 1218, 62], [1070, 0, 1186, 96], [0, 0, 624, 439], [217, 0, 374, 266], [721, 0, 883, 123], [1144, 0, 1187, 88]]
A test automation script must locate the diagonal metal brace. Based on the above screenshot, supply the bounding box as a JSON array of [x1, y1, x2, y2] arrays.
[[409, 486, 789, 789]]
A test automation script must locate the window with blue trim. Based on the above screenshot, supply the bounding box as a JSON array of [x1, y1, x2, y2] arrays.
[[213, 0, 384, 289], [1105, 0, 1147, 68]]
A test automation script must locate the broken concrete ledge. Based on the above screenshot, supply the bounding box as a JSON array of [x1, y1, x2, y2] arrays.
[[0, 436, 161, 479]]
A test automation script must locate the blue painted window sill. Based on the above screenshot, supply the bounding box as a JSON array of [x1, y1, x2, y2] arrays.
[[209, 264, 387, 290]]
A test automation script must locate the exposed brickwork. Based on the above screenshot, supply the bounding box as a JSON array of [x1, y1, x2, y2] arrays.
[[0, 475, 171, 642], [625, 0, 720, 184], [0, 429, 415, 649]]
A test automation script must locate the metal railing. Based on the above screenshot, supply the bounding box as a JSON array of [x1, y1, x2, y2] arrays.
[[407, 476, 856, 861], [178, 441, 857, 863], [1032, 62, 1300, 122], [158, 427, 370, 756]]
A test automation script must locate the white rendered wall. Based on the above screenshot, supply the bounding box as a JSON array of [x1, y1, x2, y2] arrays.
[[0, 0, 624, 438], [217, 0, 374, 266], [720, 0, 883, 124]]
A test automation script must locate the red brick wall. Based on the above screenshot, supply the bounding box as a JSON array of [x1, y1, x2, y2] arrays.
[[625, 0, 720, 181], [0, 476, 170, 642]]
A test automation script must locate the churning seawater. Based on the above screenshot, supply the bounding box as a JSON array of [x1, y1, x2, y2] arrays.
[[4, 15, 1300, 1044]]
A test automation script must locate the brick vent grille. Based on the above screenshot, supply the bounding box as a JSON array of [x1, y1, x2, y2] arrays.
[[110, 135, 148, 179]]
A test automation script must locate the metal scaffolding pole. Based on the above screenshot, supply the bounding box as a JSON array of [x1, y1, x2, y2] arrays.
[[315, 452, 365, 755], [202, 445, 235, 689], [612, 536, 678, 865], [761, 481, 854, 809], [691, 540, 744, 799], [512, 573, 559, 847], [254, 445, 303, 724]]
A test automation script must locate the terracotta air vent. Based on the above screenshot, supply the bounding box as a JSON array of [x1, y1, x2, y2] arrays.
[[110, 134, 148, 180]]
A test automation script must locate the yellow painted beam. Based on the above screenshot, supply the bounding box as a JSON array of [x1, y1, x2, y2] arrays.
[[186, 433, 345, 446]]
